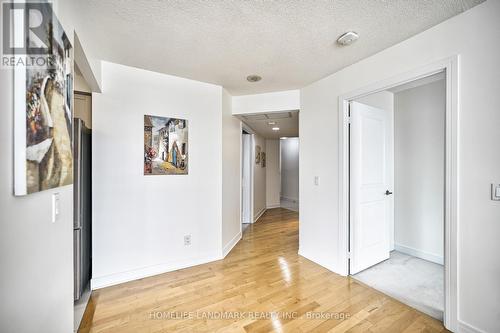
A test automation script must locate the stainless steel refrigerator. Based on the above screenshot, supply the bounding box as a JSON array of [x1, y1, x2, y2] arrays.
[[74, 118, 92, 301]]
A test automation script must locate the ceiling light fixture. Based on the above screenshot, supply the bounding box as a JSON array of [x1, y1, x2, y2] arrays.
[[268, 121, 276, 125], [336, 31, 359, 46], [272, 127, 280, 131], [246, 75, 262, 82], [280, 137, 288, 140]]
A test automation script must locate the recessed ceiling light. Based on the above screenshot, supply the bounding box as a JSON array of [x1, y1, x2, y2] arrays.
[[337, 31, 359, 46], [246, 75, 262, 82], [280, 137, 288, 140], [268, 121, 276, 125], [272, 127, 280, 131]]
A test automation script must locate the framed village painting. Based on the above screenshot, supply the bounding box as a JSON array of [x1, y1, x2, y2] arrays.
[[144, 115, 188, 175], [14, 4, 73, 195], [255, 145, 261, 164]]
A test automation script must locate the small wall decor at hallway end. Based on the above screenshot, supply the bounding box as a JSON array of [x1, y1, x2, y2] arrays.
[[255, 145, 261, 164]]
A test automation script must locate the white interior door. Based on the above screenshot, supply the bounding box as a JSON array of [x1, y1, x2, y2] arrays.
[[350, 101, 393, 274]]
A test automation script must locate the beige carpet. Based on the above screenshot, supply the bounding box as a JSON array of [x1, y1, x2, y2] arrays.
[[353, 251, 444, 320]]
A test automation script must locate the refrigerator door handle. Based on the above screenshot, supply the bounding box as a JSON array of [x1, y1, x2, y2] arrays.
[[74, 119, 82, 230]]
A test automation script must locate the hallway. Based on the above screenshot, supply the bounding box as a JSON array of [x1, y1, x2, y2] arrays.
[[79, 208, 446, 332]]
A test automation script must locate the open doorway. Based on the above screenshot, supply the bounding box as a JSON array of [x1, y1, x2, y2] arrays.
[[241, 128, 253, 233], [280, 137, 299, 212], [339, 57, 460, 331], [73, 64, 93, 331], [237, 111, 299, 229], [349, 72, 446, 320]]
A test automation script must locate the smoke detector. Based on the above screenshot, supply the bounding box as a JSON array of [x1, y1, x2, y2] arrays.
[[246, 75, 262, 82], [337, 31, 359, 46]]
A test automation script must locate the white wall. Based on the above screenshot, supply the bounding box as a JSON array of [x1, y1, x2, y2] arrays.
[[394, 80, 445, 264], [253, 134, 267, 221], [265, 139, 281, 208], [281, 138, 300, 202], [232, 90, 300, 115], [75, 70, 92, 93], [300, 1, 500, 331], [356, 91, 394, 112], [92, 62, 224, 288], [0, 2, 102, 332], [222, 89, 242, 255], [0, 68, 73, 333], [356, 91, 394, 250], [241, 134, 253, 224]]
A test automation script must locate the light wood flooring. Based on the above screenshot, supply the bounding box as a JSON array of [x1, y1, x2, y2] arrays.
[[79, 208, 448, 332]]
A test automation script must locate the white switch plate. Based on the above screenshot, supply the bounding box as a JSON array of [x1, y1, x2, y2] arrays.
[[52, 193, 60, 223], [492, 184, 500, 201]]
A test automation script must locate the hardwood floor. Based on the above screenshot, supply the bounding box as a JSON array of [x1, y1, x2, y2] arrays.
[[79, 208, 447, 332]]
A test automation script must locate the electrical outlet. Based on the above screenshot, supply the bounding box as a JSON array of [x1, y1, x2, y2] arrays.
[[314, 176, 320, 186], [184, 235, 191, 246]]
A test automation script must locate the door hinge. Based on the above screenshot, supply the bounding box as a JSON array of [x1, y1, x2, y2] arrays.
[[347, 116, 352, 124], [347, 251, 352, 259]]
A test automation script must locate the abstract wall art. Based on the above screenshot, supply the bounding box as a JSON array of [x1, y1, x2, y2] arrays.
[[144, 115, 188, 175], [14, 6, 73, 195]]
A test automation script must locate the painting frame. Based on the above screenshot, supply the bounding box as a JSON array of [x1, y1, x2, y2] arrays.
[[144, 115, 189, 175], [255, 145, 261, 164], [13, 5, 74, 196]]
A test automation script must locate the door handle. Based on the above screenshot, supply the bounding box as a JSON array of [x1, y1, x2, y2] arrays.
[[385, 190, 393, 195]]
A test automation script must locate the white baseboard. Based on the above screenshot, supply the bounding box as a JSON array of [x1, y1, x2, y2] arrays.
[[91, 253, 221, 290], [394, 243, 444, 265], [222, 231, 242, 258], [281, 196, 298, 203], [458, 321, 487, 333], [254, 207, 266, 222], [266, 203, 280, 209]]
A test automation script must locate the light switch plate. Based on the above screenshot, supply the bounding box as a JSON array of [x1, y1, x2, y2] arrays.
[[492, 184, 500, 201], [52, 193, 60, 223]]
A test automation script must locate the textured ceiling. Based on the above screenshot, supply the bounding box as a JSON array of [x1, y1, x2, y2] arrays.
[[239, 111, 299, 139], [79, 0, 484, 95]]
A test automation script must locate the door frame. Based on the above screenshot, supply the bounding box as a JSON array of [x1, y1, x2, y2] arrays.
[[337, 56, 459, 331], [241, 123, 255, 227]]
